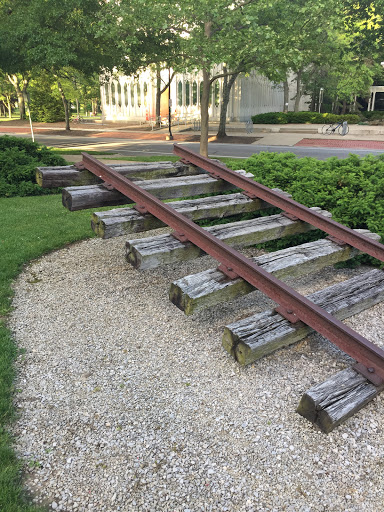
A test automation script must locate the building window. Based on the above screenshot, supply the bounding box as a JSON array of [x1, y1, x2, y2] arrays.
[[214, 81, 220, 107], [185, 81, 190, 106], [117, 82, 122, 107], [137, 83, 141, 107], [192, 81, 197, 105], [105, 84, 110, 105], [130, 84, 135, 107], [178, 80, 183, 106], [111, 82, 116, 105], [144, 82, 148, 107], [124, 83, 128, 107]]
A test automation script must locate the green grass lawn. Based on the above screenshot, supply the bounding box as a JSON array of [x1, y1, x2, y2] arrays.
[[0, 153, 215, 510], [0, 194, 97, 511]]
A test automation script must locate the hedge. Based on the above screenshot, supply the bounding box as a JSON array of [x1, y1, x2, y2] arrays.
[[227, 152, 384, 246], [251, 111, 360, 124], [0, 136, 67, 197]]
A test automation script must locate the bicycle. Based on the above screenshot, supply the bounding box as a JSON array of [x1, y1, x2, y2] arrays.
[[72, 115, 84, 124], [321, 120, 349, 136]]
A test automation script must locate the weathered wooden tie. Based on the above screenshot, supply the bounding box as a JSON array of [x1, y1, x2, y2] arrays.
[[222, 269, 384, 365], [62, 171, 252, 211], [126, 207, 331, 269], [297, 367, 384, 433], [91, 188, 290, 239], [170, 230, 380, 315], [37, 161, 197, 188]]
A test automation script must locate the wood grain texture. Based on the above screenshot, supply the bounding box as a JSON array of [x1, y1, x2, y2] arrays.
[[62, 171, 252, 211], [36, 161, 194, 188], [170, 229, 380, 315], [170, 232, 379, 315], [222, 269, 384, 364], [126, 207, 331, 270], [297, 367, 384, 433], [91, 188, 291, 239], [92, 193, 260, 238]]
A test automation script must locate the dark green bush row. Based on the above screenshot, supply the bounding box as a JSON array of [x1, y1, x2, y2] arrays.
[[360, 111, 384, 121], [251, 111, 360, 124], [0, 136, 67, 197], [228, 152, 384, 245]]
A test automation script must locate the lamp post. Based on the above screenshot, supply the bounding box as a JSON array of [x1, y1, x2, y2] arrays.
[[319, 87, 324, 113], [167, 68, 173, 141]]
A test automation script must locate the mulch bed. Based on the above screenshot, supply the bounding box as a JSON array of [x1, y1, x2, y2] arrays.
[[296, 138, 384, 149], [0, 125, 261, 144]]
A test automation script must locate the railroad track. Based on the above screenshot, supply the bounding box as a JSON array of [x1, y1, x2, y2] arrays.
[[37, 146, 384, 433]]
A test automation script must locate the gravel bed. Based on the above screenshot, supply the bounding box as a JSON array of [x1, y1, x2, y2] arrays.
[[9, 232, 384, 512]]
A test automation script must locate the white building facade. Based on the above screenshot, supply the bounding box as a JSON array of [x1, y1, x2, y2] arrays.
[[100, 67, 308, 123]]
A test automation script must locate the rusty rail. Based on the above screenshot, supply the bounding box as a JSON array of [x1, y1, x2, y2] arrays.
[[173, 144, 384, 262], [80, 152, 384, 385]]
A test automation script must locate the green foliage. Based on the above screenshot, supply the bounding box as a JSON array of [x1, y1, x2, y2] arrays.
[[251, 112, 360, 124], [228, 152, 384, 244], [251, 112, 288, 124], [361, 111, 384, 121], [29, 75, 65, 122], [0, 136, 66, 197]]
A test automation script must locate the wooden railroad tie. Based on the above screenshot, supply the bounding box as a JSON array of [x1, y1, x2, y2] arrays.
[[125, 207, 331, 270], [91, 188, 291, 239], [39, 149, 384, 433], [62, 171, 252, 211], [36, 160, 199, 188], [170, 230, 380, 315]]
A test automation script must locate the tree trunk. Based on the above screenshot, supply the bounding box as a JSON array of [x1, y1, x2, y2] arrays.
[[7, 74, 29, 119], [283, 79, 289, 112], [200, 67, 211, 157], [200, 21, 213, 157], [57, 79, 70, 130], [217, 68, 239, 139], [6, 96, 12, 118], [310, 94, 316, 112], [332, 96, 339, 114], [341, 100, 347, 115], [294, 69, 303, 112]]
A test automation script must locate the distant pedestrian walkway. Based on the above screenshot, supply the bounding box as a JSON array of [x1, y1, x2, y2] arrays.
[[295, 138, 384, 149]]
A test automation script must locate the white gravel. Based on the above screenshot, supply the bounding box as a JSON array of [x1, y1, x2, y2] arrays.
[[9, 231, 384, 512]]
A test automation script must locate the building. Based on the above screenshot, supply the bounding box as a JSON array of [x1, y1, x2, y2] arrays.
[[367, 86, 384, 111], [100, 66, 308, 123]]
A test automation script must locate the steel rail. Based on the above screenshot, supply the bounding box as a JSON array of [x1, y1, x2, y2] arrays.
[[173, 144, 384, 262], [81, 152, 384, 385]]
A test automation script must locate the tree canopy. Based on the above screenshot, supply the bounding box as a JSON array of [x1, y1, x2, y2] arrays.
[[0, 0, 382, 150]]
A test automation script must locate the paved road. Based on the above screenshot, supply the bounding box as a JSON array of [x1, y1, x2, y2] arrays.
[[10, 132, 384, 160]]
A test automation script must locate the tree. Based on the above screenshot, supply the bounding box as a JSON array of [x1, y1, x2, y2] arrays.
[[0, 73, 16, 117], [6, 73, 29, 119], [163, 0, 284, 156], [107, 0, 283, 155], [105, 0, 182, 126], [0, 0, 116, 129], [28, 71, 65, 122]]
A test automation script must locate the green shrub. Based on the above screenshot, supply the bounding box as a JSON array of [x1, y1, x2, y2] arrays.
[[251, 111, 360, 124], [285, 111, 324, 123], [251, 112, 288, 124], [227, 152, 384, 244], [361, 111, 384, 121], [0, 136, 67, 197], [29, 75, 65, 123]]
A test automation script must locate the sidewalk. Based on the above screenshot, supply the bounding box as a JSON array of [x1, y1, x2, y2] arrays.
[[0, 119, 383, 149]]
